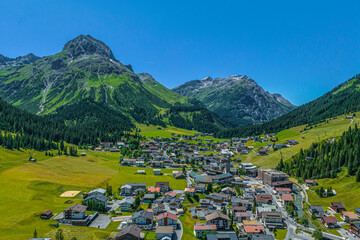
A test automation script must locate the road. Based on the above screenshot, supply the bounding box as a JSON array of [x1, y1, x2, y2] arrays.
[[175, 219, 183, 240]]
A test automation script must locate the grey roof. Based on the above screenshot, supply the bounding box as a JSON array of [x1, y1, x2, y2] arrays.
[[88, 188, 106, 195], [115, 225, 142, 238], [65, 204, 87, 213], [120, 197, 135, 205], [84, 195, 108, 203], [156, 226, 174, 234], [207, 233, 238, 240], [251, 234, 275, 240], [143, 194, 155, 199], [132, 210, 153, 220], [309, 205, 324, 213]]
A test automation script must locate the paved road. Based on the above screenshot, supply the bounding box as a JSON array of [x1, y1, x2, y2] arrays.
[[175, 219, 183, 240]]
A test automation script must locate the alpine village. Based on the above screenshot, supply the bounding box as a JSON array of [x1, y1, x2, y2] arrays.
[[2, 27, 360, 240]]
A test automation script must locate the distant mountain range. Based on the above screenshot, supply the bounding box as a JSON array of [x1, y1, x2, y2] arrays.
[[0, 53, 39, 69], [173, 75, 295, 125], [216, 75, 360, 137], [0, 35, 232, 133]]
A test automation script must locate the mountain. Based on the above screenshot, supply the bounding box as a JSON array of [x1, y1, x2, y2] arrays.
[[0, 35, 231, 133], [172, 75, 295, 126], [0, 53, 40, 69], [216, 75, 360, 138]]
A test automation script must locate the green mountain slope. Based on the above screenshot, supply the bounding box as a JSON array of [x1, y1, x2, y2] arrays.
[[216, 75, 360, 137], [172, 75, 295, 126], [0, 35, 230, 133]]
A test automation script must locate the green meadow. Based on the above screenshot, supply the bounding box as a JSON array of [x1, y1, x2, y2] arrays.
[[0, 149, 186, 240], [243, 113, 360, 168]]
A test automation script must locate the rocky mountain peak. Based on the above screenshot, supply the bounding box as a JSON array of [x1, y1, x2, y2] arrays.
[[201, 76, 213, 81], [62, 34, 116, 61]]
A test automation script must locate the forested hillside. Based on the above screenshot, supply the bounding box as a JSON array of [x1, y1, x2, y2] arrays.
[[277, 124, 360, 181], [0, 97, 136, 150], [216, 75, 360, 138]]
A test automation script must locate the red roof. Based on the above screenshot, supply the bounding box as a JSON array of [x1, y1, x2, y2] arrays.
[[281, 193, 294, 202], [158, 212, 178, 221], [243, 225, 264, 233], [148, 187, 160, 193], [164, 191, 177, 198], [194, 224, 217, 231], [322, 216, 337, 224], [275, 187, 292, 192]]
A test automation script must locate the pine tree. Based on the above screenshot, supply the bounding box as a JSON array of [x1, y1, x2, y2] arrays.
[[356, 167, 360, 183], [33, 229, 37, 238]]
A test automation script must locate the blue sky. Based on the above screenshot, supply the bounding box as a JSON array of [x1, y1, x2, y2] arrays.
[[1, 0, 360, 105]]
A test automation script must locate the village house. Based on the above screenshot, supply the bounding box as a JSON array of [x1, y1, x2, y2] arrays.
[[122, 158, 137, 166], [83, 194, 108, 208], [305, 179, 317, 187], [157, 212, 178, 229], [173, 171, 186, 179], [151, 203, 166, 215], [280, 193, 293, 205], [275, 187, 292, 195], [195, 184, 206, 193], [321, 216, 338, 228], [194, 224, 217, 238], [330, 202, 346, 213], [120, 183, 146, 196], [309, 205, 324, 218], [147, 186, 161, 193], [114, 225, 142, 240], [142, 194, 155, 203], [156, 226, 174, 240], [59, 204, 94, 226], [235, 212, 251, 222], [131, 210, 154, 230], [40, 210, 53, 219], [342, 211, 359, 223], [156, 182, 170, 192], [205, 212, 230, 230], [120, 197, 135, 211], [168, 198, 182, 210], [185, 187, 196, 197], [349, 222, 360, 237]]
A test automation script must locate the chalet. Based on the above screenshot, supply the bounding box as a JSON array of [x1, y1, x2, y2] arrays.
[[131, 210, 154, 230], [235, 212, 250, 222], [153, 169, 161, 175], [114, 225, 142, 240], [142, 194, 155, 203], [205, 212, 230, 230], [349, 222, 360, 237], [59, 204, 93, 226], [83, 195, 108, 207], [200, 199, 214, 208], [168, 198, 182, 210], [40, 210, 53, 219], [213, 173, 234, 185], [157, 212, 178, 228], [194, 224, 217, 238], [136, 160, 145, 167], [185, 187, 196, 197], [305, 179, 317, 187], [309, 205, 324, 218], [243, 225, 265, 236], [151, 203, 166, 215], [156, 226, 174, 240], [342, 211, 359, 223], [231, 206, 247, 214], [122, 159, 136, 166], [156, 182, 170, 192], [356, 208, 360, 217], [164, 191, 177, 199], [195, 184, 206, 193], [330, 202, 346, 213], [137, 170, 146, 175], [120, 197, 135, 211], [287, 140, 298, 145], [88, 188, 106, 197], [321, 216, 338, 228], [120, 183, 146, 196], [147, 187, 160, 193], [173, 171, 186, 179], [100, 142, 113, 148]]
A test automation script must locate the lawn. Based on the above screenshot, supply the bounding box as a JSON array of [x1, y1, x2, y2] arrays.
[[243, 113, 360, 168], [178, 211, 199, 240], [307, 169, 360, 212], [274, 229, 288, 240], [0, 149, 186, 240]]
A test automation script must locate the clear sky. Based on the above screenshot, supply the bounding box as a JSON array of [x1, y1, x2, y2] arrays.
[[1, 0, 360, 105]]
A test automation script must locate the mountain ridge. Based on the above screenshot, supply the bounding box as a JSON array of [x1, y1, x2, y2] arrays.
[[172, 75, 295, 126]]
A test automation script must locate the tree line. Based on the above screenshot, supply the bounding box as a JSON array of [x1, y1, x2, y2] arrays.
[[277, 124, 360, 182]]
